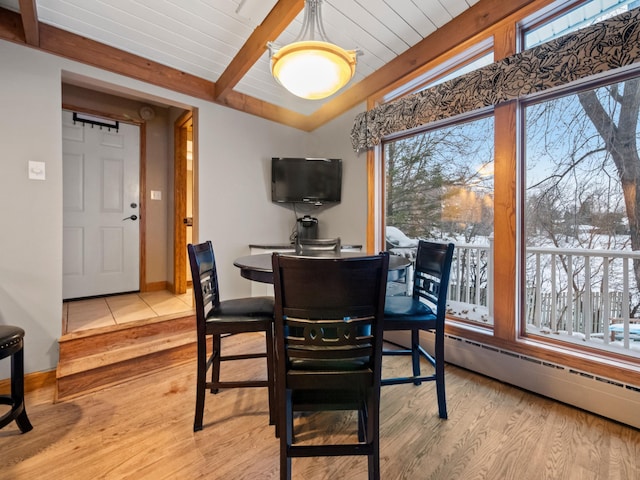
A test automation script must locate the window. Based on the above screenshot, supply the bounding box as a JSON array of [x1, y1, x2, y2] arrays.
[[523, 0, 639, 49], [522, 72, 640, 357], [384, 112, 495, 326], [520, 0, 640, 357]]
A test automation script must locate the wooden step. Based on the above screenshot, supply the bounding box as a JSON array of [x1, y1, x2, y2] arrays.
[[56, 313, 197, 401]]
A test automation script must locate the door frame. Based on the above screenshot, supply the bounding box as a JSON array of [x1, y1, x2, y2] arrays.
[[62, 103, 147, 293], [173, 111, 193, 294]]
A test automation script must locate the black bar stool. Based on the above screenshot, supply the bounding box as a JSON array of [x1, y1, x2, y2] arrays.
[[0, 325, 33, 433]]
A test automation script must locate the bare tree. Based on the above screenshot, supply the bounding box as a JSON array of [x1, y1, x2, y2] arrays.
[[385, 116, 494, 240], [526, 78, 640, 323], [578, 79, 640, 291], [386, 135, 445, 238]]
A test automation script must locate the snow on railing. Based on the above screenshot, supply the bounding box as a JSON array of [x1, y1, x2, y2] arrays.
[[525, 246, 640, 351]]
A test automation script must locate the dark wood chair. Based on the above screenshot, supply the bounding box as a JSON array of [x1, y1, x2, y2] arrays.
[[382, 240, 454, 419], [272, 252, 389, 480], [0, 325, 33, 433], [188, 241, 275, 432], [294, 237, 341, 255]]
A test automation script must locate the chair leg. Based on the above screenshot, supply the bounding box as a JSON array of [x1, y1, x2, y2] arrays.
[[194, 338, 207, 432], [411, 329, 422, 386], [280, 390, 293, 480], [12, 347, 32, 433], [434, 330, 447, 419], [367, 396, 380, 480], [357, 406, 366, 442], [266, 326, 276, 426], [211, 334, 221, 394], [14, 407, 32, 433]]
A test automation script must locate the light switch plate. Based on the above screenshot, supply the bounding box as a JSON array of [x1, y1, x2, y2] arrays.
[[151, 190, 162, 200], [28, 161, 46, 180]]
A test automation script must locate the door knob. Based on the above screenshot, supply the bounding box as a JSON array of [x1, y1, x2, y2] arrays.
[[123, 214, 138, 221]]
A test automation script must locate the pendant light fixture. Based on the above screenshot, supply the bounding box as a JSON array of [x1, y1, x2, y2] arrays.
[[267, 0, 359, 100]]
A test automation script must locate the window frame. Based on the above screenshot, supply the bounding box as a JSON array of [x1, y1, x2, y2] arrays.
[[517, 62, 640, 363], [381, 107, 497, 330]]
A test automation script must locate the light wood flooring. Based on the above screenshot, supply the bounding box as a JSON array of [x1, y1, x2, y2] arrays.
[[1, 333, 638, 480], [63, 290, 194, 334]]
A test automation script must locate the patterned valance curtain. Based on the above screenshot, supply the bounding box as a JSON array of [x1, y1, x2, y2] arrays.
[[351, 7, 640, 153]]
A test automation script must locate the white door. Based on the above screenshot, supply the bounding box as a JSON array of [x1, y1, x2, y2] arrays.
[[62, 110, 140, 299]]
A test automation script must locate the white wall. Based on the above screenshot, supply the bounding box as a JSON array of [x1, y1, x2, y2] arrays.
[[307, 105, 369, 243], [0, 39, 369, 377], [0, 41, 63, 378], [198, 104, 369, 299]]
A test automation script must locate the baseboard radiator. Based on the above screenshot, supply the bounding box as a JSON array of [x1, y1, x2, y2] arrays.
[[384, 331, 640, 429]]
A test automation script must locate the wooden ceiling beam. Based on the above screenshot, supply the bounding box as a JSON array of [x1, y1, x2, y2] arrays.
[[37, 22, 216, 102], [18, 0, 38, 46], [215, 0, 304, 102], [0, 7, 217, 102], [218, 90, 311, 130]]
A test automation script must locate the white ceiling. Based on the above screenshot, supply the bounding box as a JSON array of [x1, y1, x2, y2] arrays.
[[0, 0, 479, 116]]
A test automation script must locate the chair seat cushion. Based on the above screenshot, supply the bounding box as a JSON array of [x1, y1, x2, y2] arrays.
[[216, 296, 274, 316], [0, 325, 24, 350], [384, 296, 436, 321]]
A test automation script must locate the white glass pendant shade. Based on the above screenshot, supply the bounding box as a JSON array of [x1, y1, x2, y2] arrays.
[[268, 0, 359, 100], [271, 41, 357, 100]]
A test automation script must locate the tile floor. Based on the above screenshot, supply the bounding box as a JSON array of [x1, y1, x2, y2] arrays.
[[63, 289, 194, 334]]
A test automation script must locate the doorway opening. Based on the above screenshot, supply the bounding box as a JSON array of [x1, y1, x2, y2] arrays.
[[61, 82, 196, 335]]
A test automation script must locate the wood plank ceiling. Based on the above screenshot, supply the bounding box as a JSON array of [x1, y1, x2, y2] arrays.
[[0, 0, 538, 131]]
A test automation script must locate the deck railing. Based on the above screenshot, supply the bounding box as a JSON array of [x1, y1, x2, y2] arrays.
[[525, 246, 640, 351], [389, 241, 640, 354]]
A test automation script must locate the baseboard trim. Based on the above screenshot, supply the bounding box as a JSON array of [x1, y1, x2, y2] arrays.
[[145, 281, 169, 292], [0, 369, 56, 395]]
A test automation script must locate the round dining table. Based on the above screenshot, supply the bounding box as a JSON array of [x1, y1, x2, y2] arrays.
[[234, 251, 411, 284]]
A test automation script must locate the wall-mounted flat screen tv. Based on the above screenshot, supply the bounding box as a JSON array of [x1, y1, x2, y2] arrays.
[[271, 157, 342, 204]]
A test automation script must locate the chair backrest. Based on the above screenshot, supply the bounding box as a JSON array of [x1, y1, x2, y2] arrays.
[[295, 237, 341, 255], [412, 240, 455, 323], [187, 241, 221, 334], [272, 253, 389, 389]]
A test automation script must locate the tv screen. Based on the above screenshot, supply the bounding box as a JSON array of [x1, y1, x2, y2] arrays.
[[271, 157, 342, 204]]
